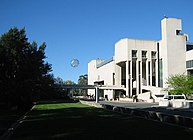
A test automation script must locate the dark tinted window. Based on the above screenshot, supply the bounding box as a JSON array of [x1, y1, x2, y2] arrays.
[[174, 96, 185, 99]]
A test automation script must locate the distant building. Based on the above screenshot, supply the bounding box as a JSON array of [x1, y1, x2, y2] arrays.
[[88, 18, 193, 102]]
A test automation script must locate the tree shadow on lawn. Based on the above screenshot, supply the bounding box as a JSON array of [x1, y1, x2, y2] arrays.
[[10, 102, 193, 140], [36, 99, 78, 105], [0, 110, 24, 136]]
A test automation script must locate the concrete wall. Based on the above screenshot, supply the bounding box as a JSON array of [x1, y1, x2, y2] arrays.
[[88, 59, 103, 85], [104, 90, 114, 100], [115, 39, 157, 63], [88, 60, 103, 96], [186, 50, 193, 61], [127, 39, 157, 60], [88, 59, 115, 98], [115, 39, 128, 64], [160, 18, 187, 88]]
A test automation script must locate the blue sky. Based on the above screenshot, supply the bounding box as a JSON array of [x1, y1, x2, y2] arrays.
[[0, 0, 193, 83]]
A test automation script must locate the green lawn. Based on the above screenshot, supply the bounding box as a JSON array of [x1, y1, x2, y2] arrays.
[[9, 101, 193, 139]]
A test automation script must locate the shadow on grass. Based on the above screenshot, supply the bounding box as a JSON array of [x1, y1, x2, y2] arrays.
[[0, 110, 24, 136], [35, 99, 79, 105], [10, 102, 193, 140]]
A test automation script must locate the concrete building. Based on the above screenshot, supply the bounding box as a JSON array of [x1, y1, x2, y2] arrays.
[[88, 18, 193, 102]]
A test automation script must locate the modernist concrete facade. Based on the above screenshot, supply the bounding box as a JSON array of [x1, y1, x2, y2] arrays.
[[88, 18, 193, 102]]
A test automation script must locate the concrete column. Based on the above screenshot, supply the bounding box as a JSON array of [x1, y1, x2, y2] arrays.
[[150, 60, 153, 86], [140, 61, 142, 94], [156, 59, 159, 87], [136, 60, 139, 95], [95, 87, 99, 103], [129, 61, 132, 97], [126, 60, 129, 97], [146, 60, 149, 86]]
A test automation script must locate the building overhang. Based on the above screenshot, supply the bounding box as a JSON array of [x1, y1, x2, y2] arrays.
[[98, 85, 125, 90]]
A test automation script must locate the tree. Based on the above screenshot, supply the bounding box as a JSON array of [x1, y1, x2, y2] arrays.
[[64, 80, 78, 96], [53, 77, 67, 98], [54, 77, 64, 85], [78, 74, 88, 96], [0, 27, 53, 109], [78, 74, 88, 85], [166, 74, 193, 97], [64, 80, 76, 85]]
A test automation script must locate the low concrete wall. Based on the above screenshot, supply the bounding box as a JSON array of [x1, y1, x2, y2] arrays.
[[159, 100, 193, 108], [119, 98, 133, 102], [137, 92, 151, 101], [101, 104, 193, 129], [79, 100, 102, 108]]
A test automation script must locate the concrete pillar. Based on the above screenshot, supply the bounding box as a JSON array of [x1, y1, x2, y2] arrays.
[[146, 60, 149, 86], [129, 61, 132, 97], [136, 60, 139, 95], [95, 87, 99, 103], [150, 60, 153, 86], [139, 61, 142, 94], [126, 60, 129, 97], [156, 59, 159, 87]]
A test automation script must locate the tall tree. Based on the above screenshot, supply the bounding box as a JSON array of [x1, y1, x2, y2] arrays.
[[0, 27, 53, 109], [78, 74, 88, 85], [78, 74, 88, 96], [64, 80, 78, 96]]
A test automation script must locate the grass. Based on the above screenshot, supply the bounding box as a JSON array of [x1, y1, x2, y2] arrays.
[[9, 100, 193, 140], [0, 110, 24, 136]]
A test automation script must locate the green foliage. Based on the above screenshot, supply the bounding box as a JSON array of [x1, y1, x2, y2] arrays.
[[78, 74, 88, 85], [0, 27, 53, 109], [166, 74, 193, 95], [78, 74, 88, 96], [64, 80, 78, 96], [64, 80, 76, 85]]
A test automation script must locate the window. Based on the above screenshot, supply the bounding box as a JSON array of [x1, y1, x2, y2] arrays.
[[151, 51, 156, 59], [174, 96, 185, 99], [142, 51, 147, 58], [164, 95, 173, 100], [152, 59, 156, 86], [132, 50, 137, 58], [186, 44, 193, 51], [158, 59, 163, 87], [186, 60, 193, 68], [176, 30, 181, 35], [142, 59, 146, 82], [113, 73, 115, 85]]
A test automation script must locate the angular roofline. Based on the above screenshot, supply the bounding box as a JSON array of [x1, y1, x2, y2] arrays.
[[115, 38, 158, 44], [96, 57, 114, 68]]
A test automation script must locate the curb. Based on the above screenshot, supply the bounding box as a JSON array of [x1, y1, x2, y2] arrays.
[[79, 100, 103, 108], [101, 104, 193, 129]]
